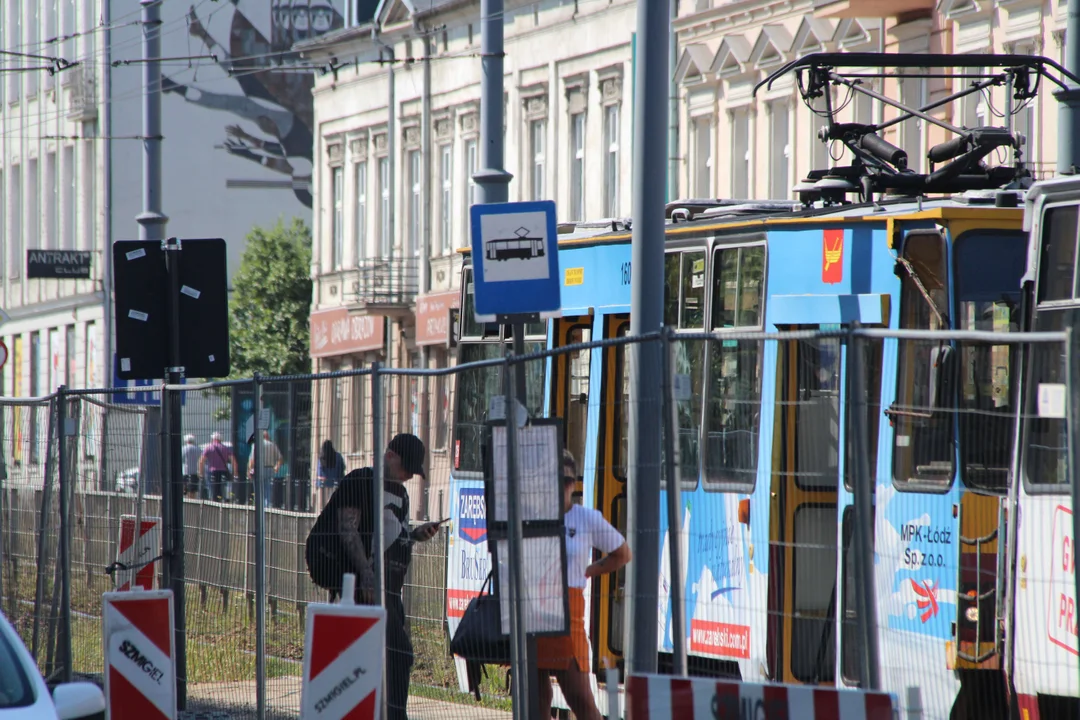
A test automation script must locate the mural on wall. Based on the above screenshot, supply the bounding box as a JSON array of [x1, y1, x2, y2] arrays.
[[109, 1, 344, 276], [159, 1, 341, 208]]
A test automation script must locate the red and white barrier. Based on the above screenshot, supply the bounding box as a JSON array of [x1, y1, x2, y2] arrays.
[[102, 589, 176, 720], [115, 515, 161, 591], [301, 574, 387, 720], [626, 675, 895, 720]]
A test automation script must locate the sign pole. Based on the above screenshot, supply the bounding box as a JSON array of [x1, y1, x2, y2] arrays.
[[502, 343, 530, 720], [626, 0, 669, 677]]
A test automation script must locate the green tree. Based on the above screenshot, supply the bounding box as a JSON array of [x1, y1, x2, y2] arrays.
[[229, 216, 313, 377]]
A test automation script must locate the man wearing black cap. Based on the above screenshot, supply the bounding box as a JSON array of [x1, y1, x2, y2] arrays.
[[311, 433, 438, 720]]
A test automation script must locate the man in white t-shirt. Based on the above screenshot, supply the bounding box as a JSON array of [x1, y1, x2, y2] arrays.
[[534, 449, 632, 720]]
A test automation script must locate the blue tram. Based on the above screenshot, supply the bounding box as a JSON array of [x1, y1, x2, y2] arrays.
[[443, 52, 1075, 719]]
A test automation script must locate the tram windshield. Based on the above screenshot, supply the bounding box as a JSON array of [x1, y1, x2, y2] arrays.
[[451, 269, 547, 474]]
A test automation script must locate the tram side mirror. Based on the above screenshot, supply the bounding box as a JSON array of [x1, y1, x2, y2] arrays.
[[926, 345, 956, 414]]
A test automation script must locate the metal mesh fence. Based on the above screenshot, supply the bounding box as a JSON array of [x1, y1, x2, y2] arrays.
[[0, 326, 1075, 720]]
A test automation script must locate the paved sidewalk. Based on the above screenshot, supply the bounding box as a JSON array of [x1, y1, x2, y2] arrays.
[[183, 677, 512, 720]]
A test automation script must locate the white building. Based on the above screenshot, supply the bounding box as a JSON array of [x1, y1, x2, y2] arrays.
[[297, 0, 636, 519], [0, 0, 108, 404]]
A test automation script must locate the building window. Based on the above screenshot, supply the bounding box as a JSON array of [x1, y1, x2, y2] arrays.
[[530, 119, 546, 202], [570, 112, 586, 219], [692, 116, 712, 198], [854, 81, 874, 126], [354, 161, 367, 262], [332, 165, 344, 269], [768, 101, 790, 200], [378, 156, 390, 257], [899, 76, 925, 173], [811, 109, 829, 175], [465, 138, 478, 245], [28, 159, 39, 263], [731, 110, 750, 198], [604, 105, 620, 216], [8, 0, 22, 102], [10, 164, 21, 278], [408, 149, 422, 258], [83, 136, 96, 251], [440, 144, 453, 254], [959, 67, 985, 131], [62, 146, 74, 250], [45, 152, 56, 251], [27, 0, 39, 96]]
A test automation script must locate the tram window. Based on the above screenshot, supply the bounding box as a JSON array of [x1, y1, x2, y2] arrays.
[[794, 335, 842, 491], [461, 271, 500, 338], [564, 325, 592, 475], [791, 504, 837, 683], [1038, 205, 1078, 303], [1024, 308, 1071, 489], [664, 253, 681, 326], [671, 339, 706, 484], [955, 232, 1025, 493], [892, 231, 955, 489], [840, 507, 875, 686], [614, 324, 631, 480], [607, 494, 627, 654], [680, 251, 707, 329], [704, 245, 765, 489], [844, 337, 883, 493]]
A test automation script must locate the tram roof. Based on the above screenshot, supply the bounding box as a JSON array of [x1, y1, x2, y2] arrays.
[[456, 189, 1027, 257]]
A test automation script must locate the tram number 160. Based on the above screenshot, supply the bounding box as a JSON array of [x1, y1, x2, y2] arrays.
[[904, 548, 944, 569], [620, 262, 631, 286]]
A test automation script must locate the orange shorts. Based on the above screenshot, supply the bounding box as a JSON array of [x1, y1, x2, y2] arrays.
[[535, 587, 589, 671]]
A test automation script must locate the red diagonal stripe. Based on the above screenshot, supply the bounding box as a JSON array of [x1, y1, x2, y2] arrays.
[[110, 598, 171, 656], [864, 692, 894, 720], [342, 689, 377, 720], [714, 680, 740, 718], [763, 683, 788, 717], [309, 614, 381, 681], [813, 688, 840, 720], [671, 678, 693, 720], [627, 675, 649, 720], [108, 665, 169, 720]]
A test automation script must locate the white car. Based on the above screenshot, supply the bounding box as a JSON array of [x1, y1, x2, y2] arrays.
[[0, 610, 105, 720]]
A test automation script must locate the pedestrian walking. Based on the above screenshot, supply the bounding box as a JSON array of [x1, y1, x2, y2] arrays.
[[535, 449, 631, 720], [199, 431, 237, 502], [246, 430, 283, 507], [182, 435, 202, 500], [304, 433, 441, 720], [316, 439, 346, 508]]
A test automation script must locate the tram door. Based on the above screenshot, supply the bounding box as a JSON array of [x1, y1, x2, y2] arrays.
[[767, 327, 842, 685]]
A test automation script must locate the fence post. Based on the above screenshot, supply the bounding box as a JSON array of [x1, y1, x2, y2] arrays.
[[659, 329, 687, 676], [370, 361, 387, 720], [32, 399, 58, 660], [253, 375, 267, 720], [847, 324, 881, 690], [57, 388, 72, 684]]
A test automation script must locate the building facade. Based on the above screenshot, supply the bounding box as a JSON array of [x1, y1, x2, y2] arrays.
[[673, 0, 1065, 200], [0, 0, 108, 403], [298, 0, 636, 520]]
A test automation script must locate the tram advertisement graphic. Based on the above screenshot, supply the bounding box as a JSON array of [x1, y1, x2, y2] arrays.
[[1048, 505, 1078, 655], [447, 483, 491, 621]]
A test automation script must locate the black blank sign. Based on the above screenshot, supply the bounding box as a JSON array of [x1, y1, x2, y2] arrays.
[[112, 239, 231, 380]]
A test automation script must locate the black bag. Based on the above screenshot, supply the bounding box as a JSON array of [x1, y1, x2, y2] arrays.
[[305, 519, 345, 592], [450, 571, 510, 701], [449, 571, 508, 662]]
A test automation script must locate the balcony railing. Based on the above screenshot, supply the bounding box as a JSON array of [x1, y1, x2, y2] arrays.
[[65, 66, 97, 122], [341, 256, 419, 307]]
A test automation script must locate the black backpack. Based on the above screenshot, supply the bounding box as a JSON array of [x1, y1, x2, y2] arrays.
[[305, 509, 347, 592]]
